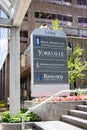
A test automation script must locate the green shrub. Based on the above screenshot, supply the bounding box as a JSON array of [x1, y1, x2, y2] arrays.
[[1, 110, 41, 123], [20, 108, 28, 113], [28, 112, 41, 122], [9, 115, 22, 123], [25, 116, 30, 122], [1, 111, 10, 122], [68, 45, 87, 86]]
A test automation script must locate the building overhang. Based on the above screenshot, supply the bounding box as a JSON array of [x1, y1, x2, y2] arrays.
[[0, 0, 32, 27], [12, 0, 32, 26], [0, 17, 12, 27]]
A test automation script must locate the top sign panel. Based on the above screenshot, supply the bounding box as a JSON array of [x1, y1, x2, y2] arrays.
[[33, 36, 66, 49], [32, 28, 66, 38]]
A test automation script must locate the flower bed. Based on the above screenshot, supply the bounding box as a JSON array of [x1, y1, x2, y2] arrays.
[[0, 101, 8, 112], [24, 95, 87, 121], [0, 104, 7, 107], [33, 95, 87, 102]]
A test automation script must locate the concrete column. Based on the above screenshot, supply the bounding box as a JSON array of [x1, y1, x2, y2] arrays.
[[10, 27, 20, 115]]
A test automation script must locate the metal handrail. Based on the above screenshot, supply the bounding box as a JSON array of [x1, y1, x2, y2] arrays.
[[22, 89, 87, 130]]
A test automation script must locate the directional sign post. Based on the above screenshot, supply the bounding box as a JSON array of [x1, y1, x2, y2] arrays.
[[31, 29, 69, 97]]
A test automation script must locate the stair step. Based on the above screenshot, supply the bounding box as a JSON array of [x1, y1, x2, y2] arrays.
[[77, 105, 87, 111], [69, 110, 87, 119], [34, 121, 83, 130], [84, 101, 87, 105], [62, 115, 87, 129]]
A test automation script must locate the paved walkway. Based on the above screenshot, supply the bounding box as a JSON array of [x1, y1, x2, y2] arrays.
[[35, 121, 84, 130]]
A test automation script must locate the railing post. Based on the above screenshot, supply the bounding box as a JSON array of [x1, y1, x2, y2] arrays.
[[22, 117, 25, 130]]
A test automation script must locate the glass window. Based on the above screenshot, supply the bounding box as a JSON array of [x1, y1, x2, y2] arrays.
[[35, 12, 39, 18], [34, 11, 73, 23], [78, 17, 87, 23], [67, 16, 73, 22], [20, 31, 28, 38], [63, 15, 73, 22], [52, 14, 57, 19], [57, 14, 62, 20], [45, 13, 52, 19], [35, 12, 45, 19], [84, 18, 87, 23], [78, 17, 83, 23], [20, 31, 28, 43], [63, 0, 72, 3], [63, 16, 67, 21], [77, 0, 86, 5], [39, 12, 45, 18]]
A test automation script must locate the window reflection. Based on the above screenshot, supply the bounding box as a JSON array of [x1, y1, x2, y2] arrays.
[[35, 12, 73, 22], [77, 0, 86, 5], [78, 17, 87, 27]]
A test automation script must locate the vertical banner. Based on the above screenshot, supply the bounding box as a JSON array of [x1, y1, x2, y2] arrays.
[[0, 10, 8, 70], [31, 29, 69, 96]]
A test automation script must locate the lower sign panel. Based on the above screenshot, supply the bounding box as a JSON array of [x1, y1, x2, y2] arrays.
[[31, 84, 69, 97], [34, 71, 68, 84]]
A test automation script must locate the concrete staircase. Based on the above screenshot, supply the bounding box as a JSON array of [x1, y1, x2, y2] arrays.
[[61, 100, 87, 129], [25, 101, 87, 130], [26, 121, 84, 130]]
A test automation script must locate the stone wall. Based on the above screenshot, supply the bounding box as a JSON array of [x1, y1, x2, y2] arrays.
[[24, 100, 84, 121]]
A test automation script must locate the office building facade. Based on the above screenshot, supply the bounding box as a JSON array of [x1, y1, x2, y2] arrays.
[[0, 0, 87, 100]]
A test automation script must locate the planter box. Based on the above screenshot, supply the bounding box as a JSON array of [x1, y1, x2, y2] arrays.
[[0, 122, 34, 130], [24, 100, 85, 121], [0, 107, 7, 112]]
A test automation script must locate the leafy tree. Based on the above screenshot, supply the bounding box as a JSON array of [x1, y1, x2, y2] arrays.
[[52, 19, 62, 30], [51, 19, 87, 87], [68, 45, 87, 86]]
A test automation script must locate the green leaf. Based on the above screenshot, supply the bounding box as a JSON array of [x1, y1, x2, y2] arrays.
[[68, 45, 87, 85]]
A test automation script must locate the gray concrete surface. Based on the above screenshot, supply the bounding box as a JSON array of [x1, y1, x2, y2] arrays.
[[24, 100, 85, 121], [35, 121, 84, 130]]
